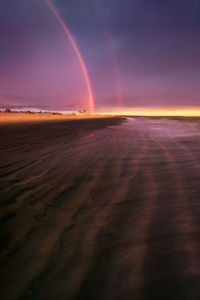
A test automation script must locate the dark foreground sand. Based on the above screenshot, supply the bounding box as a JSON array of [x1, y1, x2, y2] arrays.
[[0, 116, 200, 300]]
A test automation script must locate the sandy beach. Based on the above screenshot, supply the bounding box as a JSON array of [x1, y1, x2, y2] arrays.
[[0, 113, 122, 125], [1, 116, 200, 299]]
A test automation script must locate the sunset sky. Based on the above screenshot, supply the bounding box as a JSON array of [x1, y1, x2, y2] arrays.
[[1, 0, 200, 112]]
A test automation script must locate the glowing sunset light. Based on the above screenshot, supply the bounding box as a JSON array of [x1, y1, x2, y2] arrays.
[[45, 0, 95, 112], [112, 107, 200, 117]]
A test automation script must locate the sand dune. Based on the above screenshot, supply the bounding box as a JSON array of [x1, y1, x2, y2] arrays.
[[0, 117, 200, 299]]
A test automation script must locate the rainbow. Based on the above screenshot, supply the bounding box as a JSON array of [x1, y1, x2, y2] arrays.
[[45, 0, 95, 111], [93, 0, 122, 107]]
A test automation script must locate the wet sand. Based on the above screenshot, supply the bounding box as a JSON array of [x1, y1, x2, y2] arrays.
[[0, 113, 121, 125], [0, 116, 200, 299]]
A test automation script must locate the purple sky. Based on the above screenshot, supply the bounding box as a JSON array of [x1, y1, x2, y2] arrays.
[[0, 0, 200, 111]]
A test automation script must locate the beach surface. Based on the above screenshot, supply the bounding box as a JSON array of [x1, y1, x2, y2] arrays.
[[1, 116, 200, 299], [0, 113, 121, 125]]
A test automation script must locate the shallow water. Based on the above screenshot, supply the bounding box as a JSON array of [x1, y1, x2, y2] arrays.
[[0, 117, 200, 300]]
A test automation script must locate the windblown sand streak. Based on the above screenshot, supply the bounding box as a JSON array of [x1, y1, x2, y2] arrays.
[[25, 126, 142, 298], [143, 129, 200, 298], [163, 137, 200, 282], [0, 117, 200, 299]]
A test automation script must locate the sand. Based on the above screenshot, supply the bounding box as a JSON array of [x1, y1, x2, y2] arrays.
[[1, 116, 200, 299], [0, 113, 121, 125]]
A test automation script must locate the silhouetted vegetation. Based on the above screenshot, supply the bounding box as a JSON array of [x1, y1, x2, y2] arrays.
[[2, 109, 63, 115], [26, 111, 34, 114], [79, 109, 87, 114]]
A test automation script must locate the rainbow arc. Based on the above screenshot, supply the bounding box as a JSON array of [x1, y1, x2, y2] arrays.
[[45, 0, 95, 111]]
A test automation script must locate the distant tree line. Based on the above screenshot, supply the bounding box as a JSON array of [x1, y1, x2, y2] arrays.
[[78, 109, 87, 114], [3, 109, 62, 115]]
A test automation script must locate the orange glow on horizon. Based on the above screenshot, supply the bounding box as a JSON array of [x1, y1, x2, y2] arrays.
[[45, 0, 95, 112], [123, 108, 200, 116], [94, 107, 200, 117]]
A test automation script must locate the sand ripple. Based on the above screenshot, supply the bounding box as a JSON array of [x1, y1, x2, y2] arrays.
[[0, 117, 200, 299]]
